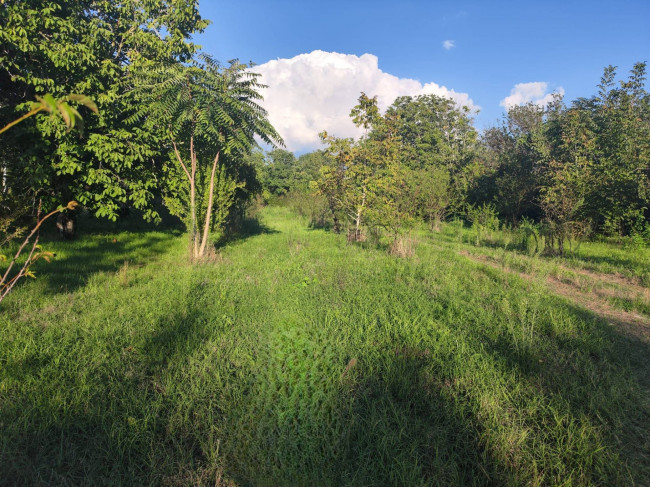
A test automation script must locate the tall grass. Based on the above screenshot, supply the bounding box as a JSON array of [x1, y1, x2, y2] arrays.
[[0, 207, 647, 485]]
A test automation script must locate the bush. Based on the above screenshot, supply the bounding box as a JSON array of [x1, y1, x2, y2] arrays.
[[278, 191, 332, 229], [540, 220, 591, 256], [517, 218, 541, 255], [466, 203, 499, 246]]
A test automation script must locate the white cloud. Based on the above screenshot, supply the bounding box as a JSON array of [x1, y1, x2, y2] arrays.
[[500, 82, 565, 110], [442, 40, 455, 50], [251, 50, 477, 152]]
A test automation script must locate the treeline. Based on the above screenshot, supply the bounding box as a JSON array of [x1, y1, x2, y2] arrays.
[[0, 1, 280, 261], [258, 64, 649, 253], [1, 2, 648, 261]]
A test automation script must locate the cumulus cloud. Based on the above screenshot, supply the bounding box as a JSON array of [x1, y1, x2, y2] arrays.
[[442, 40, 455, 50], [500, 82, 565, 110], [252, 50, 476, 152]]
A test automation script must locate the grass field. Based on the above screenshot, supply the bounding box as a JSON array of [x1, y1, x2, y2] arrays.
[[1, 206, 648, 486]]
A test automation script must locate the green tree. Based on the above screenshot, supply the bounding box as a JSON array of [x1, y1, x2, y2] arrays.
[[585, 63, 649, 234], [315, 94, 417, 247], [537, 63, 649, 238], [315, 94, 384, 242], [0, 0, 208, 221], [1, 94, 94, 304], [535, 98, 595, 253], [261, 149, 297, 196], [385, 94, 478, 214], [408, 166, 450, 230], [313, 133, 354, 235], [131, 55, 282, 259], [293, 151, 330, 192], [482, 102, 548, 223]]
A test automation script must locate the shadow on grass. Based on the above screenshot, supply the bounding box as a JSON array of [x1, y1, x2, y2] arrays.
[[34, 231, 181, 296], [0, 207, 186, 299], [558, 251, 649, 274], [336, 351, 508, 486], [220, 330, 512, 486], [0, 289, 215, 486], [214, 218, 279, 250], [0, 307, 512, 486], [472, 274, 650, 484], [32, 215, 280, 297]]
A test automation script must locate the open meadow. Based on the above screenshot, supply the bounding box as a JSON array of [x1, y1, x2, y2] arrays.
[[1, 206, 648, 486], [2, 2, 650, 486]]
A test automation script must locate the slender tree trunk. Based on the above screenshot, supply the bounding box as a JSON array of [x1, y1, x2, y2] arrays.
[[198, 152, 220, 257], [170, 136, 197, 260], [189, 136, 198, 259], [353, 188, 366, 241]]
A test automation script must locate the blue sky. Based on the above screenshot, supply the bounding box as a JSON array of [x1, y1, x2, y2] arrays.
[[195, 0, 650, 151]]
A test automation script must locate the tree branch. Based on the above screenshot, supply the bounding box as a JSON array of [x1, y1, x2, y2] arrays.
[[170, 137, 192, 183]]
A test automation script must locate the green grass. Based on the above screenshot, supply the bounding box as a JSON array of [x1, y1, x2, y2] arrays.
[[431, 223, 650, 319], [1, 207, 648, 486], [440, 223, 650, 285]]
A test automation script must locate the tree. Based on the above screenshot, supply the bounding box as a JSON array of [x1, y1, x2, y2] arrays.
[[482, 102, 547, 223], [536, 63, 649, 238], [131, 55, 282, 260], [0, 0, 209, 221], [385, 94, 478, 214], [315, 94, 386, 242], [315, 94, 417, 248], [259, 149, 297, 196], [584, 63, 649, 234], [534, 98, 595, 253], [293, 151, 329, 192], [313, 133, 354, 235], [408, 166, 450, 230]]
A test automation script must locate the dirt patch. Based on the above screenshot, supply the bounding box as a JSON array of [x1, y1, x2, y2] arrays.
[[461, 250, 650, 343], [555, 273, 650, 306], [555, 263, 649, 295], [547, 275, 650, 343]]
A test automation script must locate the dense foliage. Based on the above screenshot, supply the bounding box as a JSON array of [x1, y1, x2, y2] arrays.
[[481, 63, 649, 238], [290, 64, 649, 253], [2, 1, 646, 253], [0, 0, 208, 220], [0, 1, 282, 261]]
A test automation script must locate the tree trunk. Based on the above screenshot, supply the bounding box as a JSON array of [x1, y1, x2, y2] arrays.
[[198, 152, 220, 258], [190, 136, 199, 259], [333, 214, 340, 233], [171, 136, 198, 260], [352, 189, 366, 242]]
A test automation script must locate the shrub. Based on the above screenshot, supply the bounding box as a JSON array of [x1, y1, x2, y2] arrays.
[[466, 203, 499, 246]]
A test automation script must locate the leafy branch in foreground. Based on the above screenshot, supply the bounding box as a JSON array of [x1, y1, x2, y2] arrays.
[[0, 94, 98, 135], [0, 201, 78, 304]]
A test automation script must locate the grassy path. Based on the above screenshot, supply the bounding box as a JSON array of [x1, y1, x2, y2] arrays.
[[459, 249, 650, 344], [1, 207, 649, 486], [428, 223, 650, 326]]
